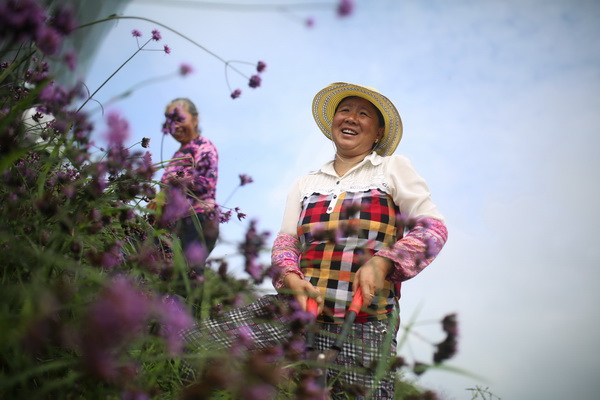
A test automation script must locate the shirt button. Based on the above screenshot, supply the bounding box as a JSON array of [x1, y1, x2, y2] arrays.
[[336, 181, 340, 184], [327, 207, 333, 211], [333, 195, 337, 199]]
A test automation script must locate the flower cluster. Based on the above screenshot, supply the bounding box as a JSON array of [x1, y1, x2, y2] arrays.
[[433, 313, 459, 364], [0, 0, 76, 55], [228, 60, 268, 99], [82, 276, 193, 382], [239, 219, 272, 283]]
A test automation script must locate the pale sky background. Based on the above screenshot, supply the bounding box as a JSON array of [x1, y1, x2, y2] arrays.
[[75, 0, 600, 399]]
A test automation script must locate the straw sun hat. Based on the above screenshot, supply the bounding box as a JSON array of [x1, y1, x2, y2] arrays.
[[312, 82, 403, 157]]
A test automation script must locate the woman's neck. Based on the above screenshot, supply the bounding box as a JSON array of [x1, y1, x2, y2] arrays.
[[333, 151, 369, 176]]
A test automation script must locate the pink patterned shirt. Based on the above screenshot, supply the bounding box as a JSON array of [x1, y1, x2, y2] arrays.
[[160, 136, 218, 214]]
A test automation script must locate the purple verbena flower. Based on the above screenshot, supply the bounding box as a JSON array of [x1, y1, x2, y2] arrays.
[[219, 209, 232, 223], [131, 29, 142, 37], [154, 295, 194, 355], [104, 111, 130, 147], [100, 241, 124, 269], [236, 209, 247, 221], [256, 61, 267, 73], [239, 174, 253, 186], [185, 241, 207, 266], [241, 384, 276, 400], [230, 88, 242, 99], [337, 0, 354, 17], [159, 186, 190, 225], [151, 29, 161, 41], [35, 26, 61, 55], [49, 4, 77, 36], [0, 0, 46, 45], [305, 17, 315, 27], [63, 50, 76, 71], [163, 44, 171, 54], [248, 74, 262, 88], [82, 276, 152, 380], [179, 63, 193, 76], [230, 325, 255, 357]]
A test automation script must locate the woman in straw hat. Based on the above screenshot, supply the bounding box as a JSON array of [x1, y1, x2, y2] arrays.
[[271, 82, 448, 396], [180, 83, 447, 399]]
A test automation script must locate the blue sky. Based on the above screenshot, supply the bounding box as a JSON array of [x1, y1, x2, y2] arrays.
[[79, 1, 600, 399]]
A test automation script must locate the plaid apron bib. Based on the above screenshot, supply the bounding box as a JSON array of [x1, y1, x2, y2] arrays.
[[298, 188, 401, 323]]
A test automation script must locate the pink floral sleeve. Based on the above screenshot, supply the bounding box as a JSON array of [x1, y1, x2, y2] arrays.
[[375, 217, 448, 282], [271, 232, 304, 291]]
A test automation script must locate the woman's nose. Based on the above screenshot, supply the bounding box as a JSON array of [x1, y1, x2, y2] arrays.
[[344, 112, 357, 123]]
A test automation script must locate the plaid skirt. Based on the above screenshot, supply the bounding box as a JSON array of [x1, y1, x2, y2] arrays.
[[179, 294, 398, 399]]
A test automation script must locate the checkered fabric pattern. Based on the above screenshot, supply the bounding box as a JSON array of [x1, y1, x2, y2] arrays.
[[180, 295, 293, 353], [179, 294, 398, 400], [298, 189, 401, 323], [317, 316, 398, 400]]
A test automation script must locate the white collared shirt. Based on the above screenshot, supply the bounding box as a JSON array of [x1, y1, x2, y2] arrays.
[[279, 152, 445, 235]]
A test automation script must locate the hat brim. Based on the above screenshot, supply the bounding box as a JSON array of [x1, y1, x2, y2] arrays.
[[312, 82, 403, 157]]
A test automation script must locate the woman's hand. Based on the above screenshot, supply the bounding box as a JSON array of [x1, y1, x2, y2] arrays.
[[284, 273, 324, 315], [353, 256, 393, 307]]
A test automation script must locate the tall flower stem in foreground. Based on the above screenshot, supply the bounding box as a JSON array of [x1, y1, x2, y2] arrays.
[[78, 15, 249, 81], [76, 29, 164, 112]]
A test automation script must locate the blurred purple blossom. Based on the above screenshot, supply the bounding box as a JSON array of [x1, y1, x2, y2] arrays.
[[179, 63, 193, 76], [0, 0, 66, 55], [63, 50, 76, 71], [239, 174, 253, 186], [219, 209, 232, 223], [131, 29, 142, 37], [256, 61, 267, 73], [49, 4, 77, 36], [35, 26, 61, 55], [230, 88, 242, 99], [104, 111, 130, 147], [159, 186, 190, 226], [82, 276, 152, 380], [248, 74, 261, 88], [0, 0, 46, 42], [100, 241, 125, 269], [305, 17, 315, 28], [154, 295, 194, 355], [163, 44, 171, 54], [121, 390, 150, 400], [241, 384, 276, 400], [151, 29, 161, 41], [337, 0, 354, 17], [239, 220, 270, 283], [235, 206, 246, 221], [185, 241, 207, 266]]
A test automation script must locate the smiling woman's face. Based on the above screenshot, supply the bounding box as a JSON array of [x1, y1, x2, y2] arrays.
[[331, 96, 384, 158], [166, 103, 199, 145]]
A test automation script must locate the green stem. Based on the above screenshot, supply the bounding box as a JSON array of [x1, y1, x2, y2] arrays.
[[77, 15, 248, 79], [76, 38, 151, 113]]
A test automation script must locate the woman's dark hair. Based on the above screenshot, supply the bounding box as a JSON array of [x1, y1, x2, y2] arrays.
[[335, 96, 385, 128]]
